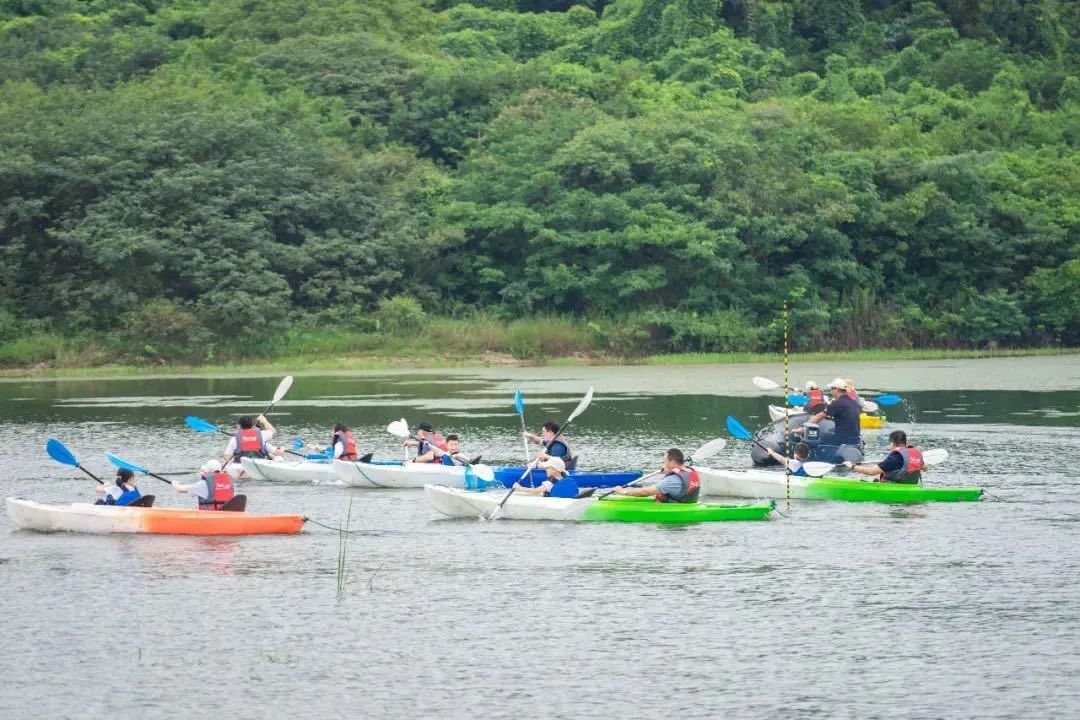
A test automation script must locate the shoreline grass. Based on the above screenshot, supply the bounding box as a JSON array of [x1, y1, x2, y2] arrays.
[[0, 345, 1074, 380]]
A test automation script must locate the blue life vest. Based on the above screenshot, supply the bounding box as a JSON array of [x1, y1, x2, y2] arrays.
[[106, 485, 141, 506], [441, 454, 456, 466]]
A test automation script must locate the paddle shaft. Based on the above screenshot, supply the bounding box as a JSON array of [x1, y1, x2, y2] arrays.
[[76, 465, 104, 485]]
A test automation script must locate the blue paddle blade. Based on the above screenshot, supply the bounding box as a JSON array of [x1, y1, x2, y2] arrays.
[[184, 416, 220, 433], [46, 438, 79, 467], [725, 415, 752, 441], [875, 394, 901, 406], [549, 478, 579, 499], [293, 437, 304, 451], [787, 393, 809, 406], [513, 389, 524, 415], [105, 452, 150, 476]]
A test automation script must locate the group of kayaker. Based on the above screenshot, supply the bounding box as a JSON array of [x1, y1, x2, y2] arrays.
[[797, 377, 863, 446]]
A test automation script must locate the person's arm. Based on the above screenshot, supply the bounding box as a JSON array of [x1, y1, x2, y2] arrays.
[[256, 415, 275, 436], [513, 480, 551, 496], [846, 452, 899, 478], [222, 437, 237, 463], [614, 484, 660, 497], [844, 462, 880, 477], [523, 432, 541, 445], [411, 451, 435, 463], [765, 447, 791, 468], [403, 438, 419, 448], [172, 480, 191, 494], [263, 440, 284, 458]]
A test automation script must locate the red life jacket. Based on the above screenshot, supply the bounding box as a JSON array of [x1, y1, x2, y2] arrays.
[[198, 471, 235, 511], [656, 466, 700, 504], [807, 388, 825, 410], [419, 432, 448, 455], [846, 389, 859, 401], [882, 445, 925, 483], [334, 430, 358, 461], [233, 427, 266, 460]]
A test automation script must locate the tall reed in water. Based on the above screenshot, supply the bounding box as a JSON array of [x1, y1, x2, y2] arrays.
[[336, 496, 353, 594]]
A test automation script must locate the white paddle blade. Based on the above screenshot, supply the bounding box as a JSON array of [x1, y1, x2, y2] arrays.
[[272, 376, 294, 404], [689, 438, 727, 462], [802, 461, 836, 477], [567, 386, 594, 423], [922, 448, 948, 466], [753, 376, 780, 391], [472, 464, 495, 483], [386, 419, 410, 438], [861, 400, 880, 413]]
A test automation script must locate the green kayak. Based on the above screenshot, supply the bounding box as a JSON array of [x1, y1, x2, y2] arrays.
[[580, 496, 775, 523], [699, 468, 984, 503]]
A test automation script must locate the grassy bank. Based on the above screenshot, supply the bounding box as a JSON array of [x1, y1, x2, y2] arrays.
[[0, 317, 1074, 379]]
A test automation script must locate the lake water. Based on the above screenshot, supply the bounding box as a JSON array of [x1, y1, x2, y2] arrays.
[[2, 356, 1079, 719]]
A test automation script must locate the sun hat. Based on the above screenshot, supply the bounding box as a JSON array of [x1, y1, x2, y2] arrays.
[[540, 457, 568, 476], [827, 378, 846, 390], [200, 459, 222, 475]]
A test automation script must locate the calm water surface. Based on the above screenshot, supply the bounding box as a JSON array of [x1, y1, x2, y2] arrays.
[[2, 357, 1079, 719]]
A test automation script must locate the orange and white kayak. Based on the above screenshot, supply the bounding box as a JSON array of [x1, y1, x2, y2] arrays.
[[5, 498, 304, 536]]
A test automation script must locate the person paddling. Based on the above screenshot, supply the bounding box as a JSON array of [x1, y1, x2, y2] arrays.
[[172, 460, 236, 510], [765, 442, 811, 476], [798, 378, 862, 446], [524, 420, 576, 470], [331, 423, 359, 461], [612, 448, 700, 503], [844, 430, 925, 484], [434, 434, 472, 466], [406, 421, 448, 463], [224, 415, 283, 464], [93, 468, 142, 506], [512, 457, 569, 496]]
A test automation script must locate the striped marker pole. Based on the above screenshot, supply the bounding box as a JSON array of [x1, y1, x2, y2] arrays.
[[783, 301, 791, 511]]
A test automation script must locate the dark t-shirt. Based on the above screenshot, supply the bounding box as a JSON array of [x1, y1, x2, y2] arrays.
[[825, 394, 862, 441], [878, 450, 904, 474]]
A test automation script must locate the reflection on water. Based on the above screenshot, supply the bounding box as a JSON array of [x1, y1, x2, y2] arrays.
[[1, 357, 1079, 719]]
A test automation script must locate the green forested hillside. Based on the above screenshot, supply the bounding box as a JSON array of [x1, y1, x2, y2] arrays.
[[1, 0, 1078, 364]]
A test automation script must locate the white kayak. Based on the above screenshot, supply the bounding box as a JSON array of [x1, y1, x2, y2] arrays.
[[240, 457, 336, 484], [700, 466, 819, 500], [332, 460, 496, 489], [424, 485, 592, 520]]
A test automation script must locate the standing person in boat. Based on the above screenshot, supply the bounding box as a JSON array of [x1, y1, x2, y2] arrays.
[[512, 457, 569, 496], [171, 460, 236, 510], [612, 448, 700, 503], [330, 423, 359, 461], [406, 421, 448, 463], [804, 381, 827, 414], [764, 443, 811, 476], [93, 468, 142, 506], [223, 414, 283, 464], [843, 430, 925, 484], [524, 420, 577, 470], [433, 434, 472, 466], [797, 378, 862, 446]]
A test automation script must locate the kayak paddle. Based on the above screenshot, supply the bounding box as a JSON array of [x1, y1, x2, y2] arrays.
[[514, 389, 530, 464], [597, 437, 727, 500], [104, 452, 175, 485], [184, 415, 305, 458], [726, 415, 774, 453], [261, 375, 293, 416], [753, 376, 780, 391], [489, 386, 594, 520], [46, 438, 103, 484]]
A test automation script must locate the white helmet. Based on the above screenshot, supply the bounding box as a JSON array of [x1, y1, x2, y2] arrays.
[[804, 381, 819, 392]]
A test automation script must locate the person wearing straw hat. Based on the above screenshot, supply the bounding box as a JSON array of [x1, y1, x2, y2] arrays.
[[798, 378, 861, 445], [512, 457, 569, 496]]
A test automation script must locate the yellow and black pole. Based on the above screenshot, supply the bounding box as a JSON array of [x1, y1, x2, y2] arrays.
[[782, 300, 791, 511]]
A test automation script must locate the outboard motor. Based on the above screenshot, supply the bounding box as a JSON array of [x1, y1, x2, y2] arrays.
[[750, 412, 864, 466]]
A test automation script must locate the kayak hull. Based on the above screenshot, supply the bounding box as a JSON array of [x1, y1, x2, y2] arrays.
[[423, 485, 773, 523], [750, 413, 864, 466], [240, 457, 337, 484], [698, 468, 983, 503], [768, 405, 885, 429], [493, 467, 643, 489], [333, 460, 496, 489], [6, 498, 304, 535]]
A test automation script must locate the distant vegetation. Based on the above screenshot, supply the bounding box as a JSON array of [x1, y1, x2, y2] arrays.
[[1, 0, 1077, 366]]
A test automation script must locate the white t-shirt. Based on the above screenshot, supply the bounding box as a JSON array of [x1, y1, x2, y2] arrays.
[[333, 440, 345, 459], [101, 485, 127, 502]]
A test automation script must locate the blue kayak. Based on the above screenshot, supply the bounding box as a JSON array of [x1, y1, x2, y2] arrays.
[[493, 467, 642, 489]]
